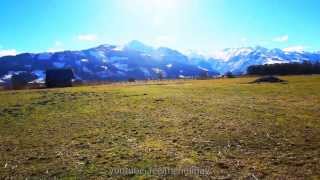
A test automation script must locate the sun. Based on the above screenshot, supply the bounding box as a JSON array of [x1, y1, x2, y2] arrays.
[[129, 0, 178, 10], [148, 0, 178, 9], [119, 0, 183, 27], [121, 0, 180, 13]]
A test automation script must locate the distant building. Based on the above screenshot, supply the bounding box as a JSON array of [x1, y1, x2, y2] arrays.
[[45, 69, 74, 88]]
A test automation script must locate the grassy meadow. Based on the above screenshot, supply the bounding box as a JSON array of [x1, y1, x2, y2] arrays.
[[0, 76, 319, 179]]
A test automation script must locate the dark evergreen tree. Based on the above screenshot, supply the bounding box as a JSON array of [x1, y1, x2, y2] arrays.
[[247, 62, 320, 75]]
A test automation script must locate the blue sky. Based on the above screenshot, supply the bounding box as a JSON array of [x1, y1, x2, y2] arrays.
[[0, 0, 319, 55]]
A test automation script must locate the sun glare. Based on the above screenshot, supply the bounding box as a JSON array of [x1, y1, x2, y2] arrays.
[[119, 0, 185, 28], [129, 0, 178, 10], [120, 0, 182, 16]]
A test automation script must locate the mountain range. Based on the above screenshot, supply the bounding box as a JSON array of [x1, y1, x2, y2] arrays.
[[0, 40, 320, 83]]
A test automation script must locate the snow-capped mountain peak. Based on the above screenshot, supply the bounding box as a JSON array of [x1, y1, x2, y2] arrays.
[[204, 46, 320, 74], [125, 40, 154, 53], [211, 47, 255, 61]]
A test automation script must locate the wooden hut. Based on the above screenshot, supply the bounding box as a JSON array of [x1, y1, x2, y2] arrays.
[[45, 69, 74, 88]]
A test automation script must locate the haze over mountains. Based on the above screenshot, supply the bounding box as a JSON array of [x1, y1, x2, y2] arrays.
[[1, 40, 320, 83]]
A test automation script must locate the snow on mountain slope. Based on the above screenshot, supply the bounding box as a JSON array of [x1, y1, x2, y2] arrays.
[[0, 41, 319, 83], [212, 47, 255, 61], [125, 40, 154, 53]]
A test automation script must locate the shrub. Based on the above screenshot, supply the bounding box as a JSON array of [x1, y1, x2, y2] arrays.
[[11, 72, 37, 90], [225, 72, 235, 78], [128, 78, 136, 82]]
